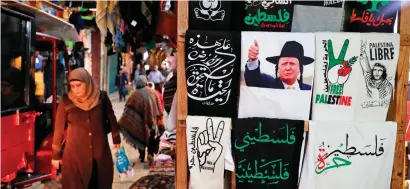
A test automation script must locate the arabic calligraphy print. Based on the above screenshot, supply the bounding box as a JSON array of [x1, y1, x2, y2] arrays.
[[243, 0, 295, 32], [291, 1, 344, 32], [232, 118, 304, 189], [311, 32, 361, 121], [355, 33, 399, 121], [299, 121, 397, 189], [189, 0, 233, 30], [187, 116, 230, 189], [185, 30, 241, 118], [238, 32, 315, 120], [344, 0, 400, 33]]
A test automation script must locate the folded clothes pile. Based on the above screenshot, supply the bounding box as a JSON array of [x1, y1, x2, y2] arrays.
[[157, 130, 176, 157]]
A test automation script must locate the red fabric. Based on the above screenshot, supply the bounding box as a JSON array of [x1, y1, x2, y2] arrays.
[[156, 1, 177, 40], [156, 90, 165, 113]]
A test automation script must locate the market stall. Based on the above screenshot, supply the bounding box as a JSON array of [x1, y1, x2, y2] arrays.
[[1, 1, 80, 187], [175, 1, 410, 189]]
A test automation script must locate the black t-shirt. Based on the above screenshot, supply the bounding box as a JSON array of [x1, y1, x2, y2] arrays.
[[185, 30, 241, 118], [189, 1, 236, 31], [242, 1, 295, 32], [343, 0, 399, 33], [233, 118, 305, 189]]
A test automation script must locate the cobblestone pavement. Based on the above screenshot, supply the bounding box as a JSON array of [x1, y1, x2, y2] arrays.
[[30, 94, 150, 189]]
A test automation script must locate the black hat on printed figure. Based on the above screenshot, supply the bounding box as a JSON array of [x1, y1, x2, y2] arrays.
[[266, 41, 315, 87], [266, 41, 314, 65]]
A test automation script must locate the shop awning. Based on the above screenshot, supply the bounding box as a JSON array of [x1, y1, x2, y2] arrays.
[[2, 0, 80, 42]]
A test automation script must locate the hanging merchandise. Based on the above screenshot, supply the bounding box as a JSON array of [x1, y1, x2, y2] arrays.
[[299, 121, 397, 189], [185, 30, 241, 118], [232, 118, 305, 189], [118, 1, 160, 43], [343, 0, 400, 33], [311, 32, 361, 121], [188, 0, 233, 31], [355, 33, 400, 120], [157, 1, 178, 40], [291, 1, 344, 32], [238, 32, 315, 120], [68, 11, 85, 34], [186, 116, 230, 189], [114, 28, 125, 49], [96, 0, 108, 38], [243, 0, 295, 32]]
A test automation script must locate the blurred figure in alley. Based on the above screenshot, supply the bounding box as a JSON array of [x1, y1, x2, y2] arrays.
[[118, 75, 163, 165], [115, 67, 128, 102], [147, 65, 164, 94]]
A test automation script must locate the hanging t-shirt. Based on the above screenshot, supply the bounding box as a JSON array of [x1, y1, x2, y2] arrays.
[[355, 33, 400, 121], [299, 121, 397, 189], [291, 1, 344, 32], [311, 32, 361, 121], [343, 0, 400, 33], [157, 1, 177, 40], [238, 32, 315, 120], [232, 118, 305, 189], [188, 1, 233, 31], [186, 116, 230, 189], [242, 0, 294, 32], [185, 30, 241, 118]]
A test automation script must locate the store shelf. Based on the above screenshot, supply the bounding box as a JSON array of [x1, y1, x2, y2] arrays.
[[1, 0, 80, 42], [39, 0, 64, 11]]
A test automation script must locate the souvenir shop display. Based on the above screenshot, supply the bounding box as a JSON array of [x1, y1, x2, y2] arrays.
[[343, 0, 400, 33], [355, 33, 400, 120], [292, 0, 344, 32], [185, 30, 241, 118], [242, 0, 294, 32], [188, 0, 233, 31], [232, 118, 305, 189], [238, 32, 315, 120], [299, 121, 397, 189], [186, 116, 231, 189], [311, 32, 362, 121], [177, 1, 407, 189]]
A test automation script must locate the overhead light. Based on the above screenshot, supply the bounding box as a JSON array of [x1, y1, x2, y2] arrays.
[[89, 8, 96, 11]]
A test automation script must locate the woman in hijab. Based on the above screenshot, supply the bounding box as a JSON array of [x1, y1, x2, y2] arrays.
[[118, 75, 163, 164], [51, 68, 121, 189]]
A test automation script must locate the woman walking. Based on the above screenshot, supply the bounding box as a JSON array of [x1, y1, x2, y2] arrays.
[[51, 68, 121, 189], [118, 75, 163, 165]]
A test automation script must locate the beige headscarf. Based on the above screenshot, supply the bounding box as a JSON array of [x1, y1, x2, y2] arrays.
[[68, 68, 100, 111]]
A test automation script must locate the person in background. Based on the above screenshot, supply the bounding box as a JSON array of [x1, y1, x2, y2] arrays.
[[146, 65, 153, 76], [131, 53, 145, 78], [119, 76, 163, 165], [147, 65, 164, 94], [115, 68, 128, 102], [51, 68, 121, 189], [163, 51, 177, 114], [147, 82, 163, 112], [161, 62, 170, 80], [132, 63, 145, 90]]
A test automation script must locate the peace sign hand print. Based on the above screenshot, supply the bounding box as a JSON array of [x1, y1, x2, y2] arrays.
[[196, 118, 225, 172], [327, 39, 351, 85]]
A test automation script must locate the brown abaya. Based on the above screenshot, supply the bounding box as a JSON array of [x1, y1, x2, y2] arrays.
[[52, 69, 121, 189]]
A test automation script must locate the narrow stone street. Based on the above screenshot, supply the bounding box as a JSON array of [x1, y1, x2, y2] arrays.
[[31, 94, 152, 189]]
